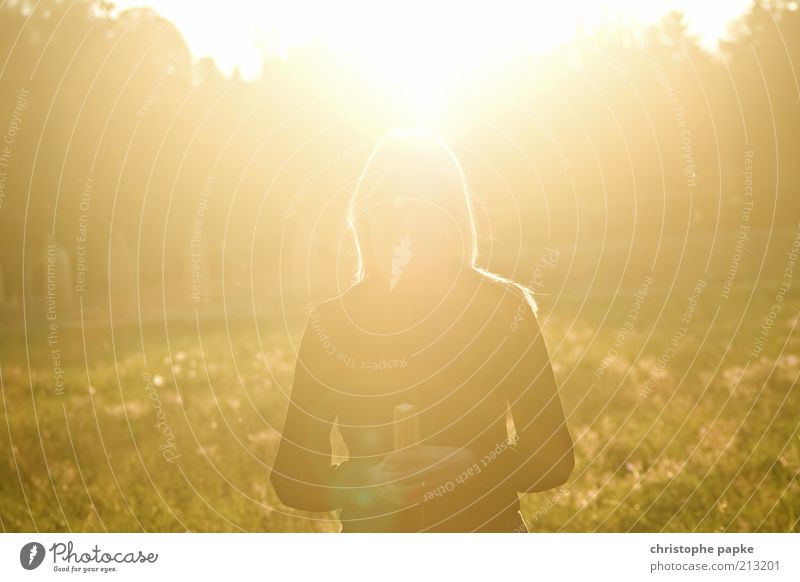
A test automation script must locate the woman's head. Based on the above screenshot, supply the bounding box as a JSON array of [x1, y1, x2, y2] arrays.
[[348, 129, 477, 285]]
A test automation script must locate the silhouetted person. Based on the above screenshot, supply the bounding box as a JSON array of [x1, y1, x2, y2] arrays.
[[270, 130, 574, 532]]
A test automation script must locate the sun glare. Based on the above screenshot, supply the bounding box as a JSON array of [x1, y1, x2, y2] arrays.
[[113, 0, 754, 103]]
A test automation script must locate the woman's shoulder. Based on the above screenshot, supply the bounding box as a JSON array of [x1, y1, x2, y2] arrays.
[[306, 268, 537, 326], [472, 268, 538, 316], [305, 282, 371, 328]]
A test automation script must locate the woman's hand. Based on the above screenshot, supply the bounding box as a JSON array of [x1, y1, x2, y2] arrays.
[[371, 445, 478, 507]]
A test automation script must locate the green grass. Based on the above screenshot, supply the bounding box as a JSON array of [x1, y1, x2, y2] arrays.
[[0, 283, 798, 532]]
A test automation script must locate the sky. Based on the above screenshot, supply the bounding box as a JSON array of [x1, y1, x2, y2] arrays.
[[111, 0, 757, 80]]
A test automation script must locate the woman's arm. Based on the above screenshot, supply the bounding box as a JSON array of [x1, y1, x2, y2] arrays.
[[269, 308, 365, 512], [379, 292, 574, 503], [485, 293, 575, 493]]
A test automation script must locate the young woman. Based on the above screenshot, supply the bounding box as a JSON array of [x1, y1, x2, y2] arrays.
[[270, 129, 574, 532]]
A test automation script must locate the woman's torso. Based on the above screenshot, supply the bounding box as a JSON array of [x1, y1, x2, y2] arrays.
[[312, 269, 528, 531]]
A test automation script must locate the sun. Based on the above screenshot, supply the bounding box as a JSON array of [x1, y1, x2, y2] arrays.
[[113, 0, 754, 103]]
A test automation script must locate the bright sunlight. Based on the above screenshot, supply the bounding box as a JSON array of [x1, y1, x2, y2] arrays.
[[2, 0, 799, 556], [114, 0, 755, 100]]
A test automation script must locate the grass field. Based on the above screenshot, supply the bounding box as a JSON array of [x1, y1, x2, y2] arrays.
[[0, 281, 798, 532]]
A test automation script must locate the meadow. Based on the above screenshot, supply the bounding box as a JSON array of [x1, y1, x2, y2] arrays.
[[1, 279, 797, 533]]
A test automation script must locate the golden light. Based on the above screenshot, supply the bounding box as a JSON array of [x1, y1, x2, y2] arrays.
[[114, 0, 755, 103], [1, 0, 798, 545]]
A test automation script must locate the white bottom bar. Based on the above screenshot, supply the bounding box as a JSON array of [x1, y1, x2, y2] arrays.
[[1, 533, 798, 581]]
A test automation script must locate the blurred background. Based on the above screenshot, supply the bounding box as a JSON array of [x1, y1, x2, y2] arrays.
[[0, 0, 798, 532]]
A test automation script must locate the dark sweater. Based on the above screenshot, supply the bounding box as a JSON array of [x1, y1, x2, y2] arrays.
[[270, 267, 574, 532]]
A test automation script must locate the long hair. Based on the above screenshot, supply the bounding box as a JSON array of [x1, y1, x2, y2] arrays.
[[347, 129, 537, 312]]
